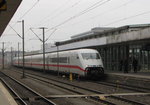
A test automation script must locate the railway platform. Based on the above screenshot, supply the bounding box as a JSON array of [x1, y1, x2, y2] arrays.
[[108, 71, 150, 79], [105, 71, 150, 89], [0, 81, 18, 105]]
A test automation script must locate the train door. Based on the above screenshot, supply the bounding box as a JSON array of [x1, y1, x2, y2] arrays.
[[70, 52, 82, 75], [67, 52, 70, 73], [46, 55, 49, 71]]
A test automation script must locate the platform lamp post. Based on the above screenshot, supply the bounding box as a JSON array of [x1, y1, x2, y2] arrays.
[[18, 20, 25, 78], [55, 42, 60, 76]]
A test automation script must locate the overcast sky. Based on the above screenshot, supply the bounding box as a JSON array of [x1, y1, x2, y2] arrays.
[[1, 0, 150, 51]]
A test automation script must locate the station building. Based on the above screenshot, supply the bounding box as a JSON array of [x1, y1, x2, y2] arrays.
[[46, 24, 150, 72]]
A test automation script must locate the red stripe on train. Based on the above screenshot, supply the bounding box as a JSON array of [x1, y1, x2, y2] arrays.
[[15, 63, 87, 72]]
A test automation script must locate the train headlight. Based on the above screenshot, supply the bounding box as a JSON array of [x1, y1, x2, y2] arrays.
[[86, 65, 90, 67], [86, 65, 101, 67], [97, 65, 101, 67]]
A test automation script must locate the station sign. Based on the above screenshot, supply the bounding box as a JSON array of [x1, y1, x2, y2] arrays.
[[0, 0, 7, 11]]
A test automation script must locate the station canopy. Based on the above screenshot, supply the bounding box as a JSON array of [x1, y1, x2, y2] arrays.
[[0, 0, 22, 36]]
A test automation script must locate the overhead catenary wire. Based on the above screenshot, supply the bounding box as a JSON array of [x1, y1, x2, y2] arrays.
[[30, 28, 57, 42], [8, 25, 22, 39], [4, 0, 40, 36], [45, 0, 111, 33], [41, 0, 83, 27], [30, 0, 109, 39], [4, 0, 150, 51], [63, 0, 135, 29], [0, 42, 12, 51], [30, 28, 42, 42], [4, 42, 12, 51], [19, 0, 40, 20], [90, 0, 135, 20], [36, 0, 72, 26], [24, 0, 73, 39], [10, 0, 111, 42], [45, 29, 57, 42], [104, 10, 150, 26], [73, 0, 110, 18]]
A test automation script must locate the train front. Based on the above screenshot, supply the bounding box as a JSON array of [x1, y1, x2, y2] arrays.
[[80, 49, 104, 77]]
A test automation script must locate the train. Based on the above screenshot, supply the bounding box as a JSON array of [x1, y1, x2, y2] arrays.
[[13, 49, 104, 78]]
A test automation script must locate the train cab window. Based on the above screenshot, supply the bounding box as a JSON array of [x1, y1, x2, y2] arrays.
[[81, 53, 100, 59]]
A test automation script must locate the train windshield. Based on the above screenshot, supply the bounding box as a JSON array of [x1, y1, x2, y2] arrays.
[[81, 53, 100, 59]]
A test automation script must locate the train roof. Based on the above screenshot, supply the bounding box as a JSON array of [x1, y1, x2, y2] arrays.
[[24, 49, 98, 57], [76, 49, 98, 53]]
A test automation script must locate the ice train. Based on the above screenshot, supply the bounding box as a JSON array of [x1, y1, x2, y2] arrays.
[[13, 49, 104, 77]]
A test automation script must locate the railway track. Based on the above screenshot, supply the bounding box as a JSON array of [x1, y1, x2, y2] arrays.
[[0, 71, 56, 105], [91, 81, 150, 93], [5, 69, 150, 105]]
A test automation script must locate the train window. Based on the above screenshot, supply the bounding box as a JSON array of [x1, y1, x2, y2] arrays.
[[50, 57, 68, 63], [59, 57, 68, 63], [81, 53, 100, 59], [51, 58, 58, 62]]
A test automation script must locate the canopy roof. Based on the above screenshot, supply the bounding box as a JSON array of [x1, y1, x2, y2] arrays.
[[0, 0, 22, 36]]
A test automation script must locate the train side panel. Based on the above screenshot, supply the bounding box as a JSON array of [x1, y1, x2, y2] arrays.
[[46, 51, 84, 76], [30, 54, 43, 69]]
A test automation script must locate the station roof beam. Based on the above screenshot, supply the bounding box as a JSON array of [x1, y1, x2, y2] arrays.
[[0, 0, 22, 36]]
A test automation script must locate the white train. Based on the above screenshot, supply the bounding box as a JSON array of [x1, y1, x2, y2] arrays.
[[13, 49, 104, 77]]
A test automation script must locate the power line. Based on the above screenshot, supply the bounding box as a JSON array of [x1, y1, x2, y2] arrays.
[[31, 0, 109, 39], [42, 0, 82, 27], [41, 0, 111, 41], [45, 0, 111, 33], [74, 0, 109, 17], [45, 29, 57, 42], [4, 0, 40, 35], [104, 10, 150, 26], [90, 0, 135, 20], [30, 28, 42, 42], [64, 0, 134, 29], [19, 0, 40, 20], [8, 25, 22, 38], [7, 0, 110, 42], [29, 28, 57, 42], [36, 0, 72, 26]]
